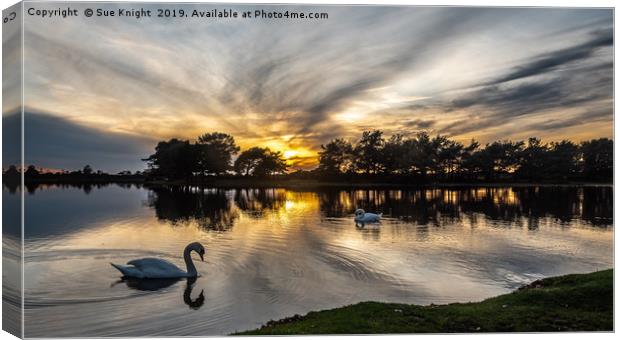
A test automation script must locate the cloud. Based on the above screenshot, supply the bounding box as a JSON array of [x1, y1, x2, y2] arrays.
[[524, 108, 612, 131], [439, 29, 612, 137], [403, 119, 436, 129], [486, 29, 613, 85], [18, 4, 614, 169], [3, 111, 155, 172]]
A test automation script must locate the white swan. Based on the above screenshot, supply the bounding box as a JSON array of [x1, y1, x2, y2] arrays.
[[354, 209, 382, 223], [110, 242, 205, 279]]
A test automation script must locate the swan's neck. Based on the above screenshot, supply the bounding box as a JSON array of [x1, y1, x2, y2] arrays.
[[183, 247, 198, 277]]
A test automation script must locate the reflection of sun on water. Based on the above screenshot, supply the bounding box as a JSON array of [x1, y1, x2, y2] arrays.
[[281, 192, 314, 214], [284, 200, 296, 210]]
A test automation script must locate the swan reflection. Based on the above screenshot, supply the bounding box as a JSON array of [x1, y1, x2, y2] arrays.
[[114, 276, 204, 310]]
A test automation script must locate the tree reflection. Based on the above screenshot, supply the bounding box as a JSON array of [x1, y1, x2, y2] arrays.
[[233, 188, 287, 218], [6, 182, 613, 230], [147, 186, 239, 231], [145, 187, 291, 230], [3, 181, 144, 195], [317, 186, 613, 228]]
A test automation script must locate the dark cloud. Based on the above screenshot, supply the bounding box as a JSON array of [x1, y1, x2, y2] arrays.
[[486, 29, 612, 85], [403, 119, 436, 129], [525, 108, 612, 131], [440, 28, 612, 137], [3, 111, 155, 172]]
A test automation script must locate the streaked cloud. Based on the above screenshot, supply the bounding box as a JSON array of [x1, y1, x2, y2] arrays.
[[15, 4, 612, 171]]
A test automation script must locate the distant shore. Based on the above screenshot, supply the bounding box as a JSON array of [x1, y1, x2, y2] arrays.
[[235, 269, 613, 334], [15, 176, 613, 189]]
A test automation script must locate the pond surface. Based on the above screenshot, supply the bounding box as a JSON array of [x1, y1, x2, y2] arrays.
[[9, 184, 613, 337]]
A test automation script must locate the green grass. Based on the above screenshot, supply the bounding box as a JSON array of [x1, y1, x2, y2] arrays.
[[236, 269, 613, 334]]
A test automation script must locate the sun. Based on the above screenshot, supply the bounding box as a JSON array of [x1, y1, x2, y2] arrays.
[[282, 150, 299, 159]]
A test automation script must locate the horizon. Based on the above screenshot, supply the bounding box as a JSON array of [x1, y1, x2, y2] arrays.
[[5, 4, 613, 172], [3, 110, 613, 174]]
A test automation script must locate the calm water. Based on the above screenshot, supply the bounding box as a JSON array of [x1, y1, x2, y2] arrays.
[[8, 184, 613, 337]]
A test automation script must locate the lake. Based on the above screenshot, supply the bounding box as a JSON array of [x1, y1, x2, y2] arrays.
[[8, 184, 613, 337]]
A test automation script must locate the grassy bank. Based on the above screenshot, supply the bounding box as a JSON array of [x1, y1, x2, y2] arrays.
[[237, 269, 613, 334]]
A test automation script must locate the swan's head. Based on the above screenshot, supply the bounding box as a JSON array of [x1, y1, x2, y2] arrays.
[[355, 209, 365, 217], [187, 242, 206, 262]]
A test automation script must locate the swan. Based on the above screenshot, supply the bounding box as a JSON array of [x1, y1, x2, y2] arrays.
[[354, 209, 382, 224], [110, 242, 205, 279]]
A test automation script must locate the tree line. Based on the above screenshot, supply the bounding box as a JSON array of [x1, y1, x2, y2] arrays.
[[5, 130, 612, 183], [143, 130, 611, 182], [142, 132, 287, 179], [318, 130, 612, 181]]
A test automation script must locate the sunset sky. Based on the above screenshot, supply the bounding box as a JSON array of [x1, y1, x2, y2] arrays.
[[9, 4, 613, 172]]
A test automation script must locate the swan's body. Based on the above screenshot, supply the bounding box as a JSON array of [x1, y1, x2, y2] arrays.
[[354, 209, 382, 223], [111, 242, 205, 279]]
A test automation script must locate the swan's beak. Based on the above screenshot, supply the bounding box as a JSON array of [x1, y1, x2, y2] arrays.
[[199, 253, 204, 262]]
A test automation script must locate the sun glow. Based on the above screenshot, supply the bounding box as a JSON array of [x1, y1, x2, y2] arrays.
[[283, 150, 299, 159]]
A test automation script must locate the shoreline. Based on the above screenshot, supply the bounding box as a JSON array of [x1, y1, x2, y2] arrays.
[[13, 178, 614, 189], [235, 269, 613, 334]]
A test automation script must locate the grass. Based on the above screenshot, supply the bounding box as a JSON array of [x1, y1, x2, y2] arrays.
[[236, 269, 613, 334]]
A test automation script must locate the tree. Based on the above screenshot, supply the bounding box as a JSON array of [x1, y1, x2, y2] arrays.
[[547, 140, 579, 179], [318, 138, 354, 175], [195, 132, 240, 175], [4, 165, 19, 177], [382, 134, 408, 174], [143, 139, 200, 179], [581, 138, 613, 179], [234, 147, 288, 176], [433, 135, 464, 178], [517, 138, 549, 180], [24, 165, 40, 177], [463, 140, 523, 180], [486, 140, 524, 178], [457, 140, 480, 178], [82, 165, 93, 175], [408, 132, 435, 176], [354, 130, 385, 174]]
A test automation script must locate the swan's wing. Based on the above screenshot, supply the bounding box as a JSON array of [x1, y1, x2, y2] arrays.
[[362, 213, 381, 222], [127, 258, 187, 278], [111, 263, 145, 278]]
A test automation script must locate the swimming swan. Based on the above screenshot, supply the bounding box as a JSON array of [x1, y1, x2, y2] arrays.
[[111, 242, 205, 279], [354, 209, 382, 224]]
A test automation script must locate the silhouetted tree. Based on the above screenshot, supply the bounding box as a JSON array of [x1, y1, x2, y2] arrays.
[[457, 140, 480, 179], [195, 132, 240, 175], [234, 147, 288, 176], [318, 138, 354, 175], [546, 140, 579, 180], [82, 165, 93, 175], [382, 134, 409, 174], [433, 135, 464, 178], [24, 165, 40, 178], [409, 132, 436, 177], [581, 138, 613, 179], [143, 139, 200, 179], [517, 138, 548, 180], [473, 140, 524, 179], [4, 165, 19, 177], [354, 130, 385, 174]]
